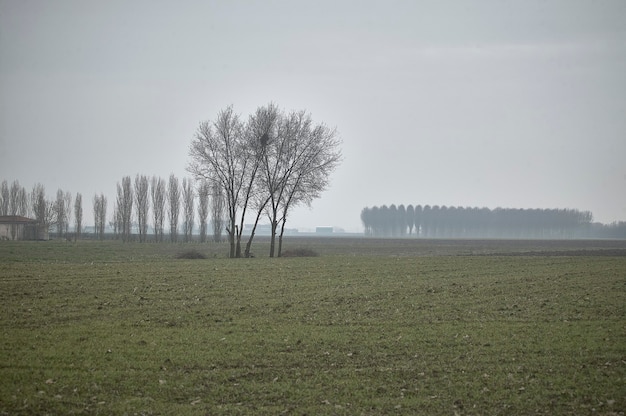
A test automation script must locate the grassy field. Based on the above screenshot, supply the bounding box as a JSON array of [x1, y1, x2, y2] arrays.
[[0, 239, 625, 415]]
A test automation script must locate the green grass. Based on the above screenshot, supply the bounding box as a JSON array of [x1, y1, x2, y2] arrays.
[[1, 240, 625, 415]]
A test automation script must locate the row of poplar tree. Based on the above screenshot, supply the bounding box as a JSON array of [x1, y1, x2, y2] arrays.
[[103, 174, 225, 243], [1, 176, 226, 243], [360, 204, 603, 239], [2, 103, 344, 257], [1, 179, 79, 240]]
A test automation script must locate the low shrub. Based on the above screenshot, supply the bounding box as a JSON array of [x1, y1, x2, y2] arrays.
[[175, 249, 207, 259], [280, 248, 319, 257]]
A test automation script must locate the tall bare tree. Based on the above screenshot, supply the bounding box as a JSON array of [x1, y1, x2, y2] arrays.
[[112, 203, 121, 239], [74, 193, 83, 240], [31, 184, 46, 223], [6, 181, 28, 238], [197, 180, 210, 243], [0, 180, 9, 215], [8, 181, 29, 236], [18, 186, 29, 217], [93, 194, 101, 239], [167, 174, 181, 243], [151, 176, 166, 242], [116, 176, 133, 242], [10, 181, 29, 237], [99, 195, 107, 239], [242, 103, 281, 257], [31, 184, 54, 239], [134, 174, 150, 242], [9, 180, 20, 217], [189, 104, 342, 257], [54, 189, 67, 239], [279, 125, 341, 256], [64, 191, 72, 237], [182, 178, 195, 242], [93, 193, 107, 240], [188, 106, 264, 257], [258, 107, 342, 257], [210, 183, 225, 243]]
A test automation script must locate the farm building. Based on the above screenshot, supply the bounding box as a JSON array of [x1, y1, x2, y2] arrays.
[[0, 216, 48, 240]]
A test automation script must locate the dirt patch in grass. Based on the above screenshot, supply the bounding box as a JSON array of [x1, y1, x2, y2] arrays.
[[280, 248, 319, 257], [175, 249, 207, 259]]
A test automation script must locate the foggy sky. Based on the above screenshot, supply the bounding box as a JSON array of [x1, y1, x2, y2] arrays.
[[1, 0, 625, 232]]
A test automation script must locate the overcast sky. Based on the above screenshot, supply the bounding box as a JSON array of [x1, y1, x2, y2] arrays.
[[1, 0, 625, 232]]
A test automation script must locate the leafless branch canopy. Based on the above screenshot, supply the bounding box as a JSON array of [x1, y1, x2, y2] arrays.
[[188, 103, 342, 257]]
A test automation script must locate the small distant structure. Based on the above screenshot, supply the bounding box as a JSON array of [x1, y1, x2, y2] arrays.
[[315, 226, 334, 235], [0, 216, 48, 240]]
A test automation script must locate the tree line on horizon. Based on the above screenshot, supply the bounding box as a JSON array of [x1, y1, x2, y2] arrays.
[[1, 103, 343, 256], [360, 204, 626, 239], [1, 176, 226, 244], [1, 179, 77, 240], [101, 174, 226, 244]]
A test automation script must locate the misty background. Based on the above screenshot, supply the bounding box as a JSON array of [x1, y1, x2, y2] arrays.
[[1, 0, 625, 233]]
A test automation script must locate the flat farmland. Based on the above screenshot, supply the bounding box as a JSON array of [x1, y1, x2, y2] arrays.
[[1, 238, 625, 415]]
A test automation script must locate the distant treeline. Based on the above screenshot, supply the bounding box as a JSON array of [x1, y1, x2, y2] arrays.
[[360, 204, 626, 239]]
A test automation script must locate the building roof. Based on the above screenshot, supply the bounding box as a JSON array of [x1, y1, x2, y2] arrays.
[[0, 215, 38, 224]]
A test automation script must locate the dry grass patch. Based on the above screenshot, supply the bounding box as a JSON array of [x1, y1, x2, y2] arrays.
[[175, 249, 207, 259], [280, 248, 319, 257]]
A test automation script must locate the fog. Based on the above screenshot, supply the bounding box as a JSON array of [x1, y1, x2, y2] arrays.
[[1, 0, 625, 232]]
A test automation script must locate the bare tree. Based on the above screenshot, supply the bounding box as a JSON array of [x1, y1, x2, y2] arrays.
[[0, 180, 8, 215], [210, 183, 225, 243], [197, 180, 210, 243], [54, 189, 67, 239], [188, 104, 341, 258], [9, 180, 20, 217], [188, 106, 264, 257], [8, 181, 29, 236], [74, 193, 83, 240], [256, 106, 295, 257], [98, 194, 108, 240], [281, 122, 340, 256], [99, 195, 107, 239], [64, 191, 72, 237], [93, 194, 101, 240], [257, 107, 342, 257], [167, 174, 181, 242], [31, 184, 54, 239], [134, 174, 150, 242], [10, 181, 29, 237], [151, 176, 166, 242], [243, 103, 281, 257], [31, 184, 46, 223], [116, 176, 133, 242], [6, 181, 28, 238], [182, 178, 195, 242], [18, 186, 29, 217], [93, 193, 107, 240], [112, 203, 121, 239]]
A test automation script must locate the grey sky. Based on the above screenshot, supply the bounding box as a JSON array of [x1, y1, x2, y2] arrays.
[[1, 0, 625, 232]]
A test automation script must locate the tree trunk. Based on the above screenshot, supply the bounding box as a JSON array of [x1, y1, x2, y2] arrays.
[[235, 225, 242, 258], [277, 219, 287, 257], [269, 220, 278, 257], [244, 207, 265, 257], [244, 231, 255, 258], [227, 222, 236, 258]]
